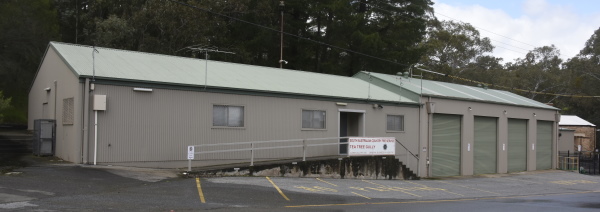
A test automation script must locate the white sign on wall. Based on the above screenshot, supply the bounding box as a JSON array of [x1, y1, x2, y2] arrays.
[[187, 146, 195, 160], [348, 137, 396, 156]]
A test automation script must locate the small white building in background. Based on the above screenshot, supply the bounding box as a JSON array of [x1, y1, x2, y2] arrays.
[[559, 115, 596, 152]]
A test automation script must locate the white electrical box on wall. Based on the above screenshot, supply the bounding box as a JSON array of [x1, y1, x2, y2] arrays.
[[93, 95, 107, 111]]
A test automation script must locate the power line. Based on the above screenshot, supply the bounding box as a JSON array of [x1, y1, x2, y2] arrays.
[[166, 0, 413, 68], [368, 1, 532, 56], [415, 65, 600, 98], [433, 11, 538, 48]]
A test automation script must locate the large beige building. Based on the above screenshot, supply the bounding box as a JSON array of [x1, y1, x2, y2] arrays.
[[29, 42, 560, 178]]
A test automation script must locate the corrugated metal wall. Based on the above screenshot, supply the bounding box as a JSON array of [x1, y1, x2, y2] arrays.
[[88, 84, 419, 165]]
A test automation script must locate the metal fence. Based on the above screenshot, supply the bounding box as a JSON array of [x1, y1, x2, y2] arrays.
[[558, 151, 600, 175]]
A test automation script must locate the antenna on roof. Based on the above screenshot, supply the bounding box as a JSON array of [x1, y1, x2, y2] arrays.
[[179, 45, 235, 90], [92, 46, 99, 81]]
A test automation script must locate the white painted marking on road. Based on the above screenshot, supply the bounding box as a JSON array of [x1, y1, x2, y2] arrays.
[[0, 201, 37, 209]]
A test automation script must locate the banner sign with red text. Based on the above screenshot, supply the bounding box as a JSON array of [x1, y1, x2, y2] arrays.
[[347, 137, 396, 156]]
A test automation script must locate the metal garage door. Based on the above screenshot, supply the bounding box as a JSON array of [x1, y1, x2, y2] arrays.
[[474, 116, 497, 175], [536, 121, 553, 170], [508, 119, 527, 172], [432, 114, 461, 177]]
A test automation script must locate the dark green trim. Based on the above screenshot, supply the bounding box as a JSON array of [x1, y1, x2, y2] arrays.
[[79, 76, 420, 108]]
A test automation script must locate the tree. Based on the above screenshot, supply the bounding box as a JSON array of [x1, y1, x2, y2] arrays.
[[506, 45, 564, 103], [418, 20, 494, 81], [558, 28, 600, 125], [0, 0, 59, 123]]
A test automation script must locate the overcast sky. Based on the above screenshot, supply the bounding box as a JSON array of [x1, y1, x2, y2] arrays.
[[432, 0, 600, 63]]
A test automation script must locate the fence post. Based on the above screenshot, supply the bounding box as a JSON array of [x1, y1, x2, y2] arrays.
[[302, 139, 306, 162], [250, 143, 254, 166], [188, 159, 191, 172]]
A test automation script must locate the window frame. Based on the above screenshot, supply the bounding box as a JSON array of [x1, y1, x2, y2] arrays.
[[301, 109, 327, 130], [212, 104, 246, 129], [386, 114, 405, 132], [62, 97, 74, 125]]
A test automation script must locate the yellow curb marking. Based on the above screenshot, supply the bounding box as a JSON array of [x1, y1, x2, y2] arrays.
[[195, 178, 206, 203], [266, 177, 290, 201]]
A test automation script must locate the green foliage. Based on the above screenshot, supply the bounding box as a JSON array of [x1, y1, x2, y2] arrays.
[[0, 0, 60, 124], [0, 91, 12, 123], [418, 20, 494, 82]]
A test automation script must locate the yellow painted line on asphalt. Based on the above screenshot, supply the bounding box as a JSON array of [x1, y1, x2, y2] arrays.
[[404, 180, 428, 187], [351, 192, 371, 199], [195, 178, 206, 203], [402, 181, 462, 196], [550, 180, 598, 185], [295, 186, 338, 193], [500, 177, 543, 184], [362, 180, 386, 187], [266, 177, 290, 201], [285, 190, 600, 208], [316, 178, 338, 187], [437, 181, 501, 195]]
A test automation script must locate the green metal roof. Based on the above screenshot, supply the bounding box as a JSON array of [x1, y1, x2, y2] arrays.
[[357, 71, 558, 110], [49, 42, 417, 104]]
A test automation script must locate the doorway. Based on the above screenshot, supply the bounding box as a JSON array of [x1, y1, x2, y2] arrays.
[[339, 109, 365, 154]]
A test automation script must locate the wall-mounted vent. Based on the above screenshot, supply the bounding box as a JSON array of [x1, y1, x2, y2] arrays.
[[62, 97, 74, 125]]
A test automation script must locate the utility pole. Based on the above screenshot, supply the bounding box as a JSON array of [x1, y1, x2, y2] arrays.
[[279, 1, 285, 68]]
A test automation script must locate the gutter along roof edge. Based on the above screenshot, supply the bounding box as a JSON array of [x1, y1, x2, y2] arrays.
[[80, 76, 421, 107]]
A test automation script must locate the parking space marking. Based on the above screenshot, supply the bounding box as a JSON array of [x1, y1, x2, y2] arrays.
[[550, 180, 598, 185], [437, 181, 501, 195], [499, 177, 543, 184], [362, 180, 385, 187], [266, 177, 290, 201], [294, 186, 338, 193], [195, 178, 206, 203], [351, 192, 371, 199], [316, 178, 338, 187], [356, 186, 422, 197], [403, 181, 463, 196]]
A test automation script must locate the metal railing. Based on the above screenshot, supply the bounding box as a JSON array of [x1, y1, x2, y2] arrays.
[[395, 139, 419, 172], [186, 137, 421, 172], [186, 137, 350, 171]]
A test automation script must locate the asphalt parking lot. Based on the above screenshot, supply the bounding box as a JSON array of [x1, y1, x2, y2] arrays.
[[2, 161, 600, 211], [2, 128, 600, 211]]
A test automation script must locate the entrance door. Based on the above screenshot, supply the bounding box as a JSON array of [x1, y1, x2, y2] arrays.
[[339, 110, 364, 154]]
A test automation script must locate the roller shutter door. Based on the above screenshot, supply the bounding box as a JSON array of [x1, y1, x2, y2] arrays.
[[536, 121, 553, 170], [508, 119, 527, 172], [474, 116, 497, 175], [432, 114, 461, 177]]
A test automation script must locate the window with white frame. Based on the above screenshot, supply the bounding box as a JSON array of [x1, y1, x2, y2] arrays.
[[302, 110, 326, 129], [213, 105, 244, 127], [387, 115, 404, 131]]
